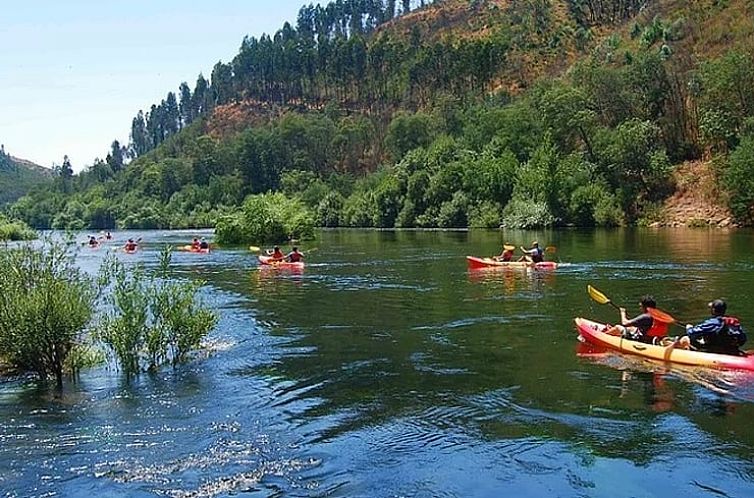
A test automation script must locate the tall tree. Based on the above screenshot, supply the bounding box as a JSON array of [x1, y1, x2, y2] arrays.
[[130, 110, 150, 157], [106, 140, 125, 173], [164, 92, 180, 136], [178, 82, 193, 127], [193, 74, 209, 118]]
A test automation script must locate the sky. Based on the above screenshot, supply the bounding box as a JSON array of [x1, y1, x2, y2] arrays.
[[0, 0, 313, 172]]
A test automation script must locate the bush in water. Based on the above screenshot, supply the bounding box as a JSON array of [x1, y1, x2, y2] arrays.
[[215, 192, 315, 245], [99, 246, 218, 376], [0, 214, 36, 241], [0, 238, 96, 386]]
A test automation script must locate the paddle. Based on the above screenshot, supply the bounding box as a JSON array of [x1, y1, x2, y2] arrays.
[[587, 284, 681, 326], [249, 246, 261, 252]]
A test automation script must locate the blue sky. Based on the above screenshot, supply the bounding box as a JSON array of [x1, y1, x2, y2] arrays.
[[0, 0, 312, 171]]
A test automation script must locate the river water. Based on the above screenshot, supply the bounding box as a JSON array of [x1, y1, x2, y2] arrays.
[[2, 228, 754, 497]]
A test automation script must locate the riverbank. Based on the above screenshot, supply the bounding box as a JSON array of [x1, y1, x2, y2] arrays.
[[655, 160, 736, 228]]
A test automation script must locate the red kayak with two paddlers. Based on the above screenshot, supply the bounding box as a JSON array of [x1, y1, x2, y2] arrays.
[[466, 256, 558, 270]]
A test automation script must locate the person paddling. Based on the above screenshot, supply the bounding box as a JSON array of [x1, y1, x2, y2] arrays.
[[267, 246, 285, 262], [675, 299, 747, 355], [199, 237, 209, 250], [87, 236, 99, 247], [494, 244, 515, 262], [285, 247, 304, 263], [191, 237, 201, 250], [519, 241, 544, 263], [605, 296, 657, 344], [124, 238, 138, 252]]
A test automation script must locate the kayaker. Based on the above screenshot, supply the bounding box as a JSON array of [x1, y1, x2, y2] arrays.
[[494, 244, 515, 262], [268, 246, 285, 262], [191, 238, 201, 250], [519, 241, 544, 263], [199, 237, 209, 250], [88, 236, 99, 247], [105, 231, 112, 240], [286, 247, 304, 263], [676, 299, 747, 354], [124, 238, 138, 252], [605, 296, 656, 343]]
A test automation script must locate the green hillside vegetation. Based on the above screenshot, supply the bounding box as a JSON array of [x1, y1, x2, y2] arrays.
[[0, 146, 51, 205], [10, 0, 754, 237]]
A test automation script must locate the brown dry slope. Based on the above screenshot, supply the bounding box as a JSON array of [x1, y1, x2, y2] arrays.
[[659, 161, 735, 227]]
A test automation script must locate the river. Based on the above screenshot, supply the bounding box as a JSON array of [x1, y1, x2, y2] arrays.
[[2, 228, 754, 497]]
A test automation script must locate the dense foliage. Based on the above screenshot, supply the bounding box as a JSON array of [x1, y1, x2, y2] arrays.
[[215, 192, 316, 245], [0, 239, 96, 386], [0, 213, 36, 241], [9, 0, 754, 228]]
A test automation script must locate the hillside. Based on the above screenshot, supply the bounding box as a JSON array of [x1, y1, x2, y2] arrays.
[[0, 148, 51, 205], [9, 0, 754, 231]]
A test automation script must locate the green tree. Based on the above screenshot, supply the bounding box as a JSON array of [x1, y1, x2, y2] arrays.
[[0, 239, 96, 386]]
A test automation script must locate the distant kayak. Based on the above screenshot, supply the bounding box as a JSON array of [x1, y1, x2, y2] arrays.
[[466, 256, 558, 270], [575, 317, 754, 372], [258, 255, 304, 269], [178, 245, 210, 254]]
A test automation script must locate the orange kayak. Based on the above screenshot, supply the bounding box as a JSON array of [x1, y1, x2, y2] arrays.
[[575, 317, 754, 371], [178, 245, 210, 254], [258, 255, 304, 269], [466, 256, 558, 270]]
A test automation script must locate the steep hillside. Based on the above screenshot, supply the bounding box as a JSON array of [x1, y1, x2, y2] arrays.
[[0, 148, 51, 204], [10, 0, 754, 230]]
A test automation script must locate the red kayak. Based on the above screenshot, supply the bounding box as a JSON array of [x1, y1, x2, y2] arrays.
[[466, 256, 558, 270], [258, 255, 304, 269], [575, 317, 754, 372]]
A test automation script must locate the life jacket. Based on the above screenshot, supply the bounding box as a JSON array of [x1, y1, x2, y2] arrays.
[[288, 252, 302, 262], [646, 308, 674, 337], [721, 316, 747, 347]]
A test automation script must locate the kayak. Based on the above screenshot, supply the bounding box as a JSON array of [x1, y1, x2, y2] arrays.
[[466, 256, 558, 270], [178, 245, 210, 254], [574, 317, 754, 372], [258, 255, 304, 269], [124, 248, 138, 254]]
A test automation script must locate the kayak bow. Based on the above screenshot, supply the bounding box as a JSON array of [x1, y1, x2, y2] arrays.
[[575, 317, 754, 371]]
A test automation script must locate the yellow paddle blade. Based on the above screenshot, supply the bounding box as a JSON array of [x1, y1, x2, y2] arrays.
[[545, 246, 556, 254], [503, 244, 516, 251], [249, 246, 261, 252], [587, 285, 612, 305]]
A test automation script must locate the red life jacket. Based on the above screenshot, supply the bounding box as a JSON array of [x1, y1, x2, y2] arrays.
[[646, 308, 675, 337]]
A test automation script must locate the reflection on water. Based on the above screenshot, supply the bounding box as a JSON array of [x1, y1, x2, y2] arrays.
[[3, 228, 754, 497]]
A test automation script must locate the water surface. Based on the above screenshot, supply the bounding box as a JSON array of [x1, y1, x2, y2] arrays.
[[2, 228, 754, 497]]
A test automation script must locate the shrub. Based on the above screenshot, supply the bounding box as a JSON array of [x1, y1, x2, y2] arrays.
[[99, 246, 217, 376], [215, 193, 315, 244], [468, 200, 503, 228], [501, 198, 555, 229], [0, 239, 96, 386], [437, 191, 469, 228], [724, 137, 754, 224], [0, 215, 36, 241], [317, 191, 345, 227]]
